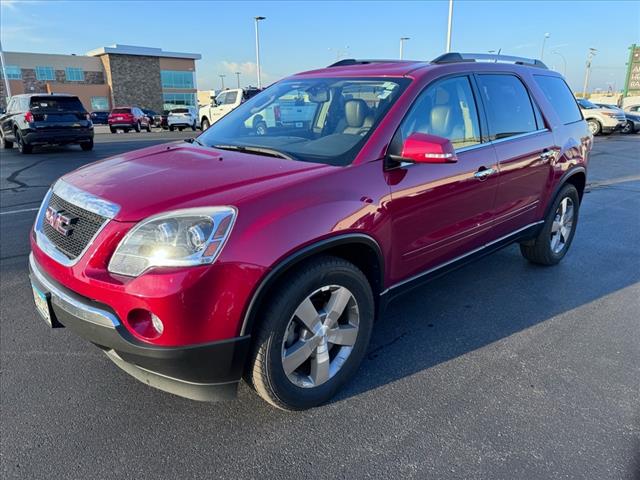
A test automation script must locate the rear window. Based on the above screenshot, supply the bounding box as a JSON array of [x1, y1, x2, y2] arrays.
[[534, 75, 582, 124], [171, 108, 189, 113], [112, 108, 131, 114], [476, 74, 538, 140], [30, 96, 84, 112]]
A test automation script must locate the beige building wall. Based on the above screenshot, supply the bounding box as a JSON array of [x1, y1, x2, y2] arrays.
[[44, 83, 112, 111]]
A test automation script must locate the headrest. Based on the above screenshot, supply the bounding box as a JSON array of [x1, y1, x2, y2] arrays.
[[430, 105, 451, 137], [345, 99, 369, 127]]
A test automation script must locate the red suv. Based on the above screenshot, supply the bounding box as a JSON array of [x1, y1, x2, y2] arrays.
[[108, 107, 151, 133], [29, 53, 591, 410]]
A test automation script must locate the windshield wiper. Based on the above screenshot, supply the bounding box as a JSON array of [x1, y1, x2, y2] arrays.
[[184, 137, 205, 146], [211, 144, 295, 161]]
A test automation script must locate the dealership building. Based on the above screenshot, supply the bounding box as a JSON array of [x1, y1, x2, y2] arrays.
[[0, 44, 201, 113]]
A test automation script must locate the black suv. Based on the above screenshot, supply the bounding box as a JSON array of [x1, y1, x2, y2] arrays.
[[0, 94, 94, 154]]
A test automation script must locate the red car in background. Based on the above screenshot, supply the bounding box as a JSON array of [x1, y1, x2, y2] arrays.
[[108, 106, 151, 133], [29, 53, 591, 410]]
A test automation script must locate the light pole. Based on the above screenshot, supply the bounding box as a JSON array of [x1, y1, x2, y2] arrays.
[[328, 46, 350, 61], [552, 50, 567, 76], [582, 48, 597, 97], [446, 0, 453, 52], [235, 72, 241, 88], [399, 37, 410, 60], [219, 74, 226, 90], [540, 32, 550, 60], [254, 16, 266, 89]]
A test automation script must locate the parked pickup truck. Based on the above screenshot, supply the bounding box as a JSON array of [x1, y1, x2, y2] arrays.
[[199, 87, 261, 130]]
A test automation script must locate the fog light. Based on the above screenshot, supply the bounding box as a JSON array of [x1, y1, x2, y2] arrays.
[[151, 313, 164, 334], [128, 309, 163, 339]]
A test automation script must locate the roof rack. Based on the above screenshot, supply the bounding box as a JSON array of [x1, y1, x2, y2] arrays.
[[431, 52, 548, 69], [327, 59, 408, 67]]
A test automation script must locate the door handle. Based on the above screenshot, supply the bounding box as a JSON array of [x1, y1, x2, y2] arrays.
[[539, 149, 556, 161], [474, 167, 495, 180]]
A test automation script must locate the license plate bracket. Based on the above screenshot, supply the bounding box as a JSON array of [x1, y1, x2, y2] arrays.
[[31, 283, 63, 328]]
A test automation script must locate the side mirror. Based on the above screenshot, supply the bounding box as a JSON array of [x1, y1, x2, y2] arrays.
[[394, 133, 457, 164]]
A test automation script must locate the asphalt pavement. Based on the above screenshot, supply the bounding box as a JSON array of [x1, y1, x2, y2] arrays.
[[1, 131, 639, 479]]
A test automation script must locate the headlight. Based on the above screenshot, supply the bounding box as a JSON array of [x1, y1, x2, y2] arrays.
[[108, 207, 237, 277]]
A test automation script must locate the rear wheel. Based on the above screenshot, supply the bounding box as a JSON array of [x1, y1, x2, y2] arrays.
[[622, 120, 634, 134], [146, 123, 151, 132], [178, 127, 184, 131], [80, 140, 94, 151], [191, 122, 196, 131], [15, 130, 32, 154], [169, 125, 175, 131], [520, 184, 580, 265], [247, 256, 374, 410], [109, 126, 117, 134], [255, 121, 267, 135], [587, 119, 601, 136], [134, 121, 141, 133]]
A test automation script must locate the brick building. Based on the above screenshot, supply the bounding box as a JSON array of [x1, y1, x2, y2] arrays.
[[0, 44, 201, 113]]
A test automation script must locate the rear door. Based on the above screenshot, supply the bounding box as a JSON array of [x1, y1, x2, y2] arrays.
[[29, 96, 89, 133], [386, 74, 500, 283], [475, 73, 554, 237]]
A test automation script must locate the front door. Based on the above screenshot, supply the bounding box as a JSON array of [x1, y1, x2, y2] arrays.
[[386, 75, 499, 284]]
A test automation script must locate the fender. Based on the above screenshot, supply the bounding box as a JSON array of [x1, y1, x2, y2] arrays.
[[544, 166, 587, 218], [239, 233, 385, 336]]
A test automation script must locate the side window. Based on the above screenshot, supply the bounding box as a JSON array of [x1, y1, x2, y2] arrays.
[[6, 98, 16, 113], [533, 75, 582, 125], [395, 75, 481, 150], [215, 92, 226, 105], [476, 74, 538, 140], [224, 91, 238, 104]]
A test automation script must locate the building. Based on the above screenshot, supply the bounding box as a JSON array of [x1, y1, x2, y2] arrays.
[[0, 44, 201, 113]]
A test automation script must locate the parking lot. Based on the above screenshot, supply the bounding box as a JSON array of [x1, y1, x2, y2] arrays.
[[1, 132, 638, 479]]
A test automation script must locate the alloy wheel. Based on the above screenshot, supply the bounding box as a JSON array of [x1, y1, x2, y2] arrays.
[[281, 285, 359, 388], [550, 197, 574, 254]]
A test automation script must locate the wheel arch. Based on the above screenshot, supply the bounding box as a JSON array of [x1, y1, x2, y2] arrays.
[[545, 167, 586, 218], [239, 233, 385, 337]]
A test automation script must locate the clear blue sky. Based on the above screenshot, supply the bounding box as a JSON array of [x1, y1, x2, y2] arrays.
[[1, 0, 638, 93]]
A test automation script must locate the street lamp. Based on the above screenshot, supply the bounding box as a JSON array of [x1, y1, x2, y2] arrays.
[[540, 32, 550, 60], [219, 74, 226, 90], [254, 16, 266, 89], [552, 49, 567, 76], [446, 0, 453, 52], [582, 48, 597, 97], [235, 72, 241, 88], [399, 37, 410, 60]]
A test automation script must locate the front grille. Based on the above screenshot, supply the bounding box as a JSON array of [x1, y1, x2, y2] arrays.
[[42, 193, 107, 259]]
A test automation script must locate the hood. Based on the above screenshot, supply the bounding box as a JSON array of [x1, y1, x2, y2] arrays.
[[62, 142, 332, 221]]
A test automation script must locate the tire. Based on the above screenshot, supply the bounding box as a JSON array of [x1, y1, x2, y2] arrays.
[[124, 128, 130, 133], [110, 127, 117, 134], [191, 122, 196, 131], [80, 140, 94, 151], [247, 256, 374, 410], [622, 120, 634, 134], [520, 184, 580, 266], [587, 119, 601, 136], [15, 130, 32, 154], [146, 123, 151, 132], [0, 132, 13, 149], [201, 118, 210, 131], [169, 125, 175, 131], [134, 121, 141, 133]]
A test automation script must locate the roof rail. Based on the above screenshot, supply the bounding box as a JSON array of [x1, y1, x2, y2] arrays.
[[327, 58, 407, 67], [432, 52, 548, 69]]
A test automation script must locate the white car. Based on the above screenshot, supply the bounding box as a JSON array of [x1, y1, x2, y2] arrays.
[[167, 107, 198, 131], [199, 88, 261, 130], [576, 98, 625, 135]]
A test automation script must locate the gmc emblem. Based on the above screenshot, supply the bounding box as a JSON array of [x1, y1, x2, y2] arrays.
[[45, 207, 78, 236]]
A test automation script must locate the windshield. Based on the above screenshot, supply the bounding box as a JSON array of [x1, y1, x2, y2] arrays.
[[198, 77, 409, 166], [577, 98, 597, 110]]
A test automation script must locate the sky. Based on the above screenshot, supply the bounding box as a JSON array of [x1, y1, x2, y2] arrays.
[[1, 0, 638, 93]]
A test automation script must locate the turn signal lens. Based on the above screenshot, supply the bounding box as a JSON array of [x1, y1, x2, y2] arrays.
[[25, 111, 34, 123]]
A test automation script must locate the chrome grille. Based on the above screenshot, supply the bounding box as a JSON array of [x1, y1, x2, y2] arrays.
[[42, 193, 107, 259]]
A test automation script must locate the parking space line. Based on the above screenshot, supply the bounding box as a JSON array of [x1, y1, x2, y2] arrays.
[[0, 207, 39, 215]]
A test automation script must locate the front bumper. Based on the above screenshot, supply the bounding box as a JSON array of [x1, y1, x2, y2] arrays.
[[29, 253, 251, 401]]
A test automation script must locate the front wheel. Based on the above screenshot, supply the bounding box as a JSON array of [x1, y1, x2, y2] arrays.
[[201, 118, 210, 131], [80, 140, 94, 151], [587, 119, 602, 136], [247, 256, 374, 410], [520, 184, 580, 265], [146, 123, 151, 132], [0, 132, 13, 149], [622, 120, 634, 134], [169, 125, 175, 131], [191, 122, 196, 131]]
